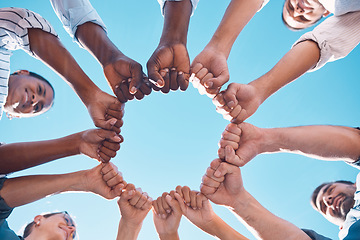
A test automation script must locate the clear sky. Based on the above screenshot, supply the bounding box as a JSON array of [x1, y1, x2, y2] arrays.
[[1, 0, 360, 239]]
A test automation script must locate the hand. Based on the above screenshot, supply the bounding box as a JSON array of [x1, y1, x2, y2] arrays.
[[191, 46, 229, 97], [86, 90, 124, 134], [79, 129, 123, 163], [200, 147, 244, 208], [218, 122, 263, 166], [153, 191, 182, 239], [213, 83, 262, 123], [83, 163, 125, 199], [147, 43, 190, 93], [104, 53, 152, 103], [174, 186, 217, 233], [118, 184, 152, 227]]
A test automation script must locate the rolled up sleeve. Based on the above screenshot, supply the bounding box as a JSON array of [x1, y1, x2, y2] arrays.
[[157, 0, 199, 16], [293, 11, 360, 72], [50, 0, 106, 43]]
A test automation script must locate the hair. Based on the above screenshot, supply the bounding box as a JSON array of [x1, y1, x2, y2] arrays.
[[281, 2, 323, 31], [310, 180, 355, 211], [11, 71, 55, 100], [23, 212, 61, 238]]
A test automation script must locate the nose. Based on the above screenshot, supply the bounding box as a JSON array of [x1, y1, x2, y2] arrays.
[[67, 226, 76, 238], [31, 92, 39, 105], [323, 195, 333, 208]]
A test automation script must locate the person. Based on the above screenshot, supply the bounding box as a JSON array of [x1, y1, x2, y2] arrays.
[[147, 0, 198, 94], [0, 7, 123, 132], [214, 8, 360, 123], [0, 162, 125, 239], [50, 0, 152, 103], [0, 127, 123, 175], [115, 183, 153, 240], [282, 0, 360, 30], [3, 70, 55, 119], [311, 175, 359, 240], [201, 146, 330, 240], [217, 122, 360, 168], [152, 185, 248, 239]]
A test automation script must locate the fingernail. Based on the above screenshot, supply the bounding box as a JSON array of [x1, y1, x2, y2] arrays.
[[114, 135, 122, 142], [160, 71, 166, 77], [205, 81, 213, 88], [161, 214, 167, 219], [166, 195, 172, 201], [130, 87, 137, 94], [228, 101, 235, 108], [166, 209, 171, 214], [129, 190, 134, 196], [214, 170, 221, 177], [157, 80, 163, 86], [186, 203, 190, 207], [109, 118, 117, 126], [171, 67, 176, 71], [178, 71, 183, 75]]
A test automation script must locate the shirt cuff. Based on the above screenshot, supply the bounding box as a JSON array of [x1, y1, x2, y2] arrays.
[[158, 0, 199, 16]]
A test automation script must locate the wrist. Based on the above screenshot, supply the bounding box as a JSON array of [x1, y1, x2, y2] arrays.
[[207, 35, 232, 58], [159, 232, 180, 240], [248, 77, 273, 105]]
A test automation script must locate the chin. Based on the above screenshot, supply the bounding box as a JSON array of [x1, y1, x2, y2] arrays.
[[340, 197, 355, 220]]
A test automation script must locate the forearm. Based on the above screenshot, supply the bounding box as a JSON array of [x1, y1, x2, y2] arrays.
[[250, 40, 320, 104], [0, 171, 86, 208], [231, 190, 310, 240], [116, 218, 142, 240], [201, 215, 248, 240], [207, 0, 263, 57], [158, 232, 180, 240], [261, 125, 360, 162], [160, 0, 192, 45], [0, 133, 81, 174], [28, 28, 99, 105], [76, 22, 123, 68]]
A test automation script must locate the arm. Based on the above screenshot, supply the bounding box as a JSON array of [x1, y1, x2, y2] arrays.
[[117, 184, 152, 240], [218, 123, 360, 167], [191, 0, 264, 97], [147, 0, 192, 93], [0, 162, 125, 208], [213, 40, 320, 123], [174, 186, 247, 240], [28, 28, 124, 131], [153, 191, 182, 240], [0, 129, 122, 174], [201, 147, 311, 240]]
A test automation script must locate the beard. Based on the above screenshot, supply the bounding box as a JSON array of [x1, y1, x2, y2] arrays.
[[339, 195, 355, 221]]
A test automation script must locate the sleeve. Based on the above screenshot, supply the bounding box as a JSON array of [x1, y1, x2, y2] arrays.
[[0, 7, 57, 119], [157, 0, 199, 16], [0, 178, 12, 221], [345, 127, 360, 169], [341, 219, 360, 240], [302, 229, 332, 240], [292, 11, 360, 72], [49, 0, 107, 44]]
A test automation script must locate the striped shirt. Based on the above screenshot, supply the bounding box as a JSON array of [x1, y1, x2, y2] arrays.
[[0, 7, 57, 119], [293, 10, 360, 72]]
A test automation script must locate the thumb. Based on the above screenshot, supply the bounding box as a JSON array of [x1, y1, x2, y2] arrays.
[[165, 194, 182, 215], [214, 161, 237, 179], [95, 117, 118, 131], [97, 129, 122, 142], [223, 84, 240, 109], [204, 71, 229, 90], [174, 192, 187, 213], [129, 66, 144, 94], [147, 61, 165, 88]]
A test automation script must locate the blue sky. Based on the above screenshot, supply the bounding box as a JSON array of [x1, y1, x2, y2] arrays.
[[1, 0, 360, 239]]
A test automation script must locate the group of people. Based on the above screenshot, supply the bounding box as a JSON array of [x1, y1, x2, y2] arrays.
[[0, 0, 359, 239]]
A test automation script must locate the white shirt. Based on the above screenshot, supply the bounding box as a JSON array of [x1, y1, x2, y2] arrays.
[[339, 173, 360, 240], [50, 0, 106, 46], [0, 8, 57, 119], [293, 10, 360, 72], [319, 0, 360, 16], [157, 0, 199, 16]]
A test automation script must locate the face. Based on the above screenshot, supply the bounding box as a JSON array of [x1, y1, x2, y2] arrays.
[[315, 182, 356, 225], [283, 0, 329, 29], [35, 212, 76, 240], [4, 71, 54, 118]]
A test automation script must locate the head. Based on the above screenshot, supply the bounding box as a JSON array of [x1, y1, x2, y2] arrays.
[[311, 180, 356, 226], [282, 0, 330, 30], [4, 70, 54, 118], [23, 211, 76, 240]]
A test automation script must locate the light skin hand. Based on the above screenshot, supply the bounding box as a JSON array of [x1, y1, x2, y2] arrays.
[[82, 163, 125, 199], [218, 122, 263, 166], [213, 83, 262, 123], [153, 191, 182, 239], [86, 90, 124, 134], [190, 46, 229, 97], [201, 147, 244, 208], [174, 186, 217, 233], [79, 129, 123, 163]]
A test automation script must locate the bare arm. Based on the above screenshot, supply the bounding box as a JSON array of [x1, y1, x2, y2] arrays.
[[0, 129, 122, 174]]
